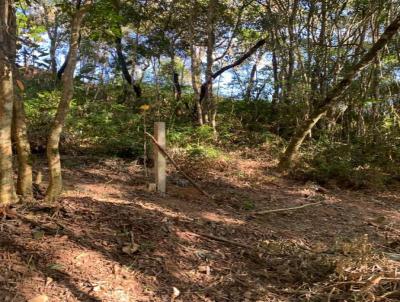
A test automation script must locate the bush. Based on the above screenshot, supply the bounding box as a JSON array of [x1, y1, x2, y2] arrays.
[[294, 139, 399, 189]]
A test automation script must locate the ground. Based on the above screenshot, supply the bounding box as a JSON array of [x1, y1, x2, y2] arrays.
[[1, 152, 399, 302]]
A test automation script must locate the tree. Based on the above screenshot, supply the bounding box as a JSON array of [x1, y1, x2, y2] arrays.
[[278, 13, 400, 170], [45, 1, 91, 202], [0, 0, 17, 204], [10, 4, 32, 199]]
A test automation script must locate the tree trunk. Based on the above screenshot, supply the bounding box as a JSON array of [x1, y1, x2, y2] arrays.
[[271, 37, 280, 108], [45, 7, 87, 202], [57, 52, 70, 80], [244, 51, 262, 102], [13, 88, 33, 199], [191, 46, 203, 125], [9, 6, 32, 199], [199, 38, 267, 103], [278, 13, 400, 170], [0, 0, 17, 204], [49, 37, 57, 75], [189, 9, 203, 125], [115, 36, 142, 98], [204, 0, 216, 128], [245, 64, 256, 102], [284, 0, 299, 104], [43, 3, 59, 76], [170, 51, 182, 102]]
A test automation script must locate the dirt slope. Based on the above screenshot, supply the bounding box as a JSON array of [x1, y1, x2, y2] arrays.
[[1, 156, 399, 301]]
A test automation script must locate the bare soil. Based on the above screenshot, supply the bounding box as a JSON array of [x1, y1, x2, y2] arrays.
[[1, 154, 399, 301]]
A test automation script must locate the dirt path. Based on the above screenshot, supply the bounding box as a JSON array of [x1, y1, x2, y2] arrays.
[[1, 156, 399, 301]]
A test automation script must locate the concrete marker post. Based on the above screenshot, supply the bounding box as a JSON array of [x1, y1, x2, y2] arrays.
[[154, 122, 166, 194]]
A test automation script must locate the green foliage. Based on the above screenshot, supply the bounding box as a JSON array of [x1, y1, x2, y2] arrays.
[[168, 125, 225, 160], [241, 198, 255, 211], [25, 89, 61, 148], [186, 144, 223, 160], [296, 138, 400, 189], [24, 77, 146, 156], [168, 125, 214, 146]]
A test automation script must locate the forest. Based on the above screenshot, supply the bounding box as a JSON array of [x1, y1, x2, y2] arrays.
[[1, 0, 400, 301]]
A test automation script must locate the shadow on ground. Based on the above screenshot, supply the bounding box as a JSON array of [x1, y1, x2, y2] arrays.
[[1, 156, 399, 301]]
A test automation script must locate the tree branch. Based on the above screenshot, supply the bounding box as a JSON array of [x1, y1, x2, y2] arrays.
[[199, 38, 267, 102]]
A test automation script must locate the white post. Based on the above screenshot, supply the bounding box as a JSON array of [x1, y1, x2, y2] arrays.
[[154, 122, 166, 194]]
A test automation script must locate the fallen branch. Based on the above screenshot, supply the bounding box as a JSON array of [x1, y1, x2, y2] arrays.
[[379, 289, 400, 300], [145, 132, 213, 199], [368, 221, 400, 235], [252, 201, 323, 215]]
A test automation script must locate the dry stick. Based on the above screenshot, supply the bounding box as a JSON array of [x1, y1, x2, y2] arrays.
[[368, 221, 400, 235], [253, 201, 323, 215], [145, 132, 213, 199], [379, 290, 400, 299]]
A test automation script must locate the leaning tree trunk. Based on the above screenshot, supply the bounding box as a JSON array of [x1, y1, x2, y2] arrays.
[[9, 6, 32, 199], [45, 7, 87, 202], [0, 0, 17, 205], [278, 14, 400, 170]]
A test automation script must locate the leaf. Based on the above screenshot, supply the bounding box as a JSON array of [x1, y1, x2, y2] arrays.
[[28, 295, 49, 302], [45, 277, 53, 287], [16, 79, 25, 91], [171, 287, 180, 301], [122, 243, 139, 255]]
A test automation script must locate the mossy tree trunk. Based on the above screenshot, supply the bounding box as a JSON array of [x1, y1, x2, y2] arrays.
[[0, 0, 17, 204], [45, 6, 88, 202], [278, 14, 400, 170]]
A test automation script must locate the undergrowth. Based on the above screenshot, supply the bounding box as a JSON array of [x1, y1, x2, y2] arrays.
[[23, 76, 400, 190]]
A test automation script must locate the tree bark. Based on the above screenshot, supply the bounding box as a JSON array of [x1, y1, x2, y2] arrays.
[[244, 63, 257, 102], [284, 0, 299, 104], [0, 0, 17, 205], [244, 51, 263, 102], [169, 51, 182, 102], [115, 36, 142, 98], [278, 14, 400, 170], [12, 85, 32, 199], [189, 9, 203, 125], [191, 46, 203, 125], [57, 52, 69, 80], [43, 3, 59, 76], [45, 6, 88, 202], [8, 6, 32, 199], [271, 35, 280, 107], [203, 0, 216, 126], [49, 36, 57, 75]]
